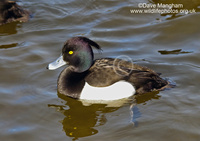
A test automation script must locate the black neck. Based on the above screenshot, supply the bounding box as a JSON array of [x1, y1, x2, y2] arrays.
[[57, 68, 88, 99]]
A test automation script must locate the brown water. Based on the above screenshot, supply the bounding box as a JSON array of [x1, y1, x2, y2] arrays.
[[1, 0, 200, 141]]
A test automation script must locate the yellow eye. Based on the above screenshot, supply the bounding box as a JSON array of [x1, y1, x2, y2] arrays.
[[69, 51, 73, 55]]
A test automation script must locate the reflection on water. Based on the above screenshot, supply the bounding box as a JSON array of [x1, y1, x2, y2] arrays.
[[0, 22, 20, 36], [47, 91, 164, 140], [0, 22, 21, 49], [49, 93, 120, 140], [158, 49, 193, 55], [130, 104, 141, 126], [135, 91, 160, 104], [0, 43, 18, 49]]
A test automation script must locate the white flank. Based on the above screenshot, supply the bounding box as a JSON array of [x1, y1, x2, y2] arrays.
[[80, 81, 135, 101]]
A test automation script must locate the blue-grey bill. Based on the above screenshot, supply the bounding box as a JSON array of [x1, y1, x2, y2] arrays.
[[47, 55, 67, 70]]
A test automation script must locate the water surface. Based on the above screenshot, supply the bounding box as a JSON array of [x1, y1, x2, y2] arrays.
[[0, 0, 200, 141]]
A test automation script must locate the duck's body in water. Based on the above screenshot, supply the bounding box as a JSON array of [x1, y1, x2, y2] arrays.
[[0, 0, 30, 25], [47, 36, 172, 101]]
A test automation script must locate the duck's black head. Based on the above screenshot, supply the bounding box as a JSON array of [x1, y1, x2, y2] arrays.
[[47, 36, 102, 72]]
